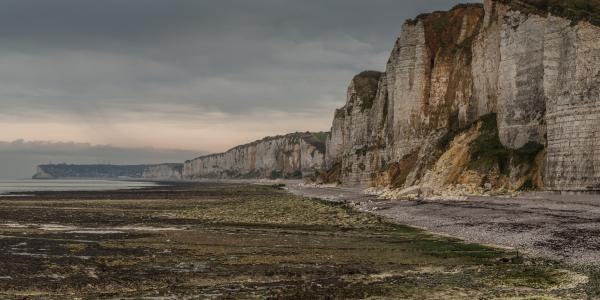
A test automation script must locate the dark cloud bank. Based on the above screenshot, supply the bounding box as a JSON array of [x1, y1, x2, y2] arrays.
[[0, 0, 475, 117]]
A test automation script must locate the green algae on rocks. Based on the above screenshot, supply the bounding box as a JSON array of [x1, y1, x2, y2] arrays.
[[0, 182, 591, 299]]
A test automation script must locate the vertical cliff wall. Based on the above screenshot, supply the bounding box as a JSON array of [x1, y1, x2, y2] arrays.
[[183, 132, 327, 180], [326, 0, 600, 192], [142, 164, 183, 180], [543, 18, 600, 190], [327, 4, 487, 188], [325, 71, 387, 185]]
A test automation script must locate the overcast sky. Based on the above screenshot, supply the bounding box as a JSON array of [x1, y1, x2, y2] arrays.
[[0, 0, 476, 177]]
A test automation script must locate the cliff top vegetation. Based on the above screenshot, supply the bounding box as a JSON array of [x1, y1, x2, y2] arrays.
[[406, 4, 484, 64], [352, 71, 383, 112], [499, 0, 600, 26], [406, 3, 484, 26]]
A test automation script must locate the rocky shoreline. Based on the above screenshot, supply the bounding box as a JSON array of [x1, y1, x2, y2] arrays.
[[2, 181, 593, 298], [288, 182, 600, 267]]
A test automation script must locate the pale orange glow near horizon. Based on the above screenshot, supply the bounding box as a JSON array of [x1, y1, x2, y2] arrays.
[[0, 111, 333, 153]]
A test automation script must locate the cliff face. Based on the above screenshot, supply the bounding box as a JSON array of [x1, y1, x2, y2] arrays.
[[326, 0, 600, 192], [327, 4, 487, 188], [325, 71, 386, 185], [183, 132, 327, 180], [142, 164, 183, 180], [538, 17, 600, 191], [33, 163, 183, 180], [33, 132, 327, 182]]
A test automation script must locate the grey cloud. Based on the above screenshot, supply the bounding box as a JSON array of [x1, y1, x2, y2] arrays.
[[0, 0, 478, 119]]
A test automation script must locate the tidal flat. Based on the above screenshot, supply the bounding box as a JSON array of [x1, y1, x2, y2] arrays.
[[0, 182, 593, 299]]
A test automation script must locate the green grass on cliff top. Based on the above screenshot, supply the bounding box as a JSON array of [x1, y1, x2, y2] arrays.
[[501, 0, 600, 25]]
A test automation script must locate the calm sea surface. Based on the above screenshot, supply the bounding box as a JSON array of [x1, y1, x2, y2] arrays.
[[0, 180, 157, 195]]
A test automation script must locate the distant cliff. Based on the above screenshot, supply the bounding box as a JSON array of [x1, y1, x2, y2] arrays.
[[141, 164, 183, 180], [183, 132, 327, 180], [324, 0, 600, 193], [33, 163, 183, 180]]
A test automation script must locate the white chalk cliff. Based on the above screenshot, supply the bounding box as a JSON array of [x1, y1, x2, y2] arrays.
[[183, 132, 327, 180], [325, 0, 600, 193]]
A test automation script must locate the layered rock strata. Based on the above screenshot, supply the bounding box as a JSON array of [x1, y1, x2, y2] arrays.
[[142, 164, 183, 180], [183, 132, 327, 180], [325, 0, 600, 192]]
